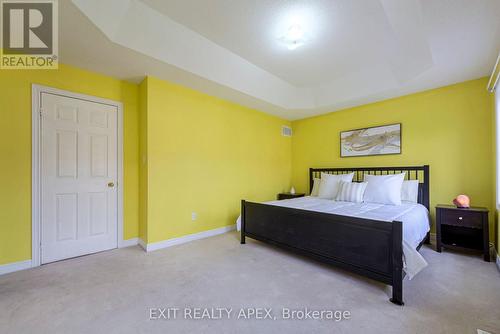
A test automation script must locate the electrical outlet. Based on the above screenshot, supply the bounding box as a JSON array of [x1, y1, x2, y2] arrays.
[[191, 212, 197, 221]]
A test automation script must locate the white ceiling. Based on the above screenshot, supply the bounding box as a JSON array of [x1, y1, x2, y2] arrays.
[[141, 0, 432, 87], [61, 0, 500, 120]]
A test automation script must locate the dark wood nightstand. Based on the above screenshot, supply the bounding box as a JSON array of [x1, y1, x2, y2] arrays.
[[277, 193, 305, 200], [435, 204, 490, 262]]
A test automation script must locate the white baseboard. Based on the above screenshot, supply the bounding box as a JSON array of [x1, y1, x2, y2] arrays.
[[0, 260, 32, 276], [138, 238, 147, 251], [141, 225, 235, 252], [118, 238, 139, 248], [1, 228, 234, 275]]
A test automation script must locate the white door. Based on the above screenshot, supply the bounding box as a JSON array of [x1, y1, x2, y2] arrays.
[[41, 92, 118, 264]]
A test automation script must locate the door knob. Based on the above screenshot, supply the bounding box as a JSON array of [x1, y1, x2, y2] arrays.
[[108, 182, 115, 188]]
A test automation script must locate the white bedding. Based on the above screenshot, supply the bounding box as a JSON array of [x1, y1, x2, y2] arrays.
[[236, 196, 430, 279]]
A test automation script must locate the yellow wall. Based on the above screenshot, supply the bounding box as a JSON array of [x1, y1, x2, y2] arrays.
[[1, 64, 495, 265], [291, 78, 495, 238], [142, 76, 291, 244], [0, 65, 291, 264], [0, 64, 140, 265]]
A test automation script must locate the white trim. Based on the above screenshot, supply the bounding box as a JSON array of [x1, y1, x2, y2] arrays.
[[141, 225, 235, 252], [487, 52, 500, 92], [0, 260, 33, 276], [119, 238, 139, 248], [31, 84, 124, 267], [138, 238, 147, 251], [117, 96, 125, 250], [32, 85, 41, 267]]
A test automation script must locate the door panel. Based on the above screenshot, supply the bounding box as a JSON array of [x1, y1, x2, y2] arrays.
[[90, 134, 108, 177], [41, 93, 118, 264], [89, 192, 108, 236], [56, 130, 78, 177], [55, 193, 78, 241]]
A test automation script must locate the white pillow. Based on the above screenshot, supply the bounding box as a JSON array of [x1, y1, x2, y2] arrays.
[[336, 181, 367, 203], [310, 178, 321, 196], [363, 173, 406, 206], [401, 180, 419, 203], [318, 172, 355, 199]]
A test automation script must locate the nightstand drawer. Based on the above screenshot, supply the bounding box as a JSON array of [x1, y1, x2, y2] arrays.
[[441, 210, 482, 228]]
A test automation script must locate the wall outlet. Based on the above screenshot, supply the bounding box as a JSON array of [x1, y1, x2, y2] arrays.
[[191, 212, 197, 221]]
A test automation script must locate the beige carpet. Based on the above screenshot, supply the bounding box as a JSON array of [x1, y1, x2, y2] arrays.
[[0, 232, 499, 334]]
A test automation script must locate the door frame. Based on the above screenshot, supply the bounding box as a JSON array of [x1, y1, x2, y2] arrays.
[[31, 84, 125, 267]]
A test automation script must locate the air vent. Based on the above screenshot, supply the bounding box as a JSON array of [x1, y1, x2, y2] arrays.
[[282, 126, 292, 137]]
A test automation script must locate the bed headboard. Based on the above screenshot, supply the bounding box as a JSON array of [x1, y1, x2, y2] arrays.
[[309, 165, 430, 210]]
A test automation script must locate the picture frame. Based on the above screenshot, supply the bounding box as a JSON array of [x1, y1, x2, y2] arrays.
[[340, 123, 402, 157]]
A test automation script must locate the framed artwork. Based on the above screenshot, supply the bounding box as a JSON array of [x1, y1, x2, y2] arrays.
[[340, 123, 401, 157]]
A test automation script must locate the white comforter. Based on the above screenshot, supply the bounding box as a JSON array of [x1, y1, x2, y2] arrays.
[[236, 196, 430, 279]]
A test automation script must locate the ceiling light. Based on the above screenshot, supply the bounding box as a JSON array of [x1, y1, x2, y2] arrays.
[[279, 23, 307, 50], [287, 24, 304, 40], [274, 5, 321, 51], [286, 40, 304, 50]]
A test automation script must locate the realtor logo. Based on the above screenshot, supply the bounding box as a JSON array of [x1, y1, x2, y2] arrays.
[[1, 0, 58, 69]]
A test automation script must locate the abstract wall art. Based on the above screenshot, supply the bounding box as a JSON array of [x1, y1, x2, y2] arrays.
[[340, 123, 401, 157]]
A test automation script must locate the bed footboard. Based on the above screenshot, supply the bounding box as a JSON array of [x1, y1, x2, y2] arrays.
[[240, 200, 404, 305]]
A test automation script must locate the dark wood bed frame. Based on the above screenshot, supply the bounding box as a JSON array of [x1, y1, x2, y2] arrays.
[[240, 165, 430, 305]]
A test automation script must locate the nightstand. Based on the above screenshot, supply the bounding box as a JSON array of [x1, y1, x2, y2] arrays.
[[277, 193, 305, 200], [435, 204, 490, 262]]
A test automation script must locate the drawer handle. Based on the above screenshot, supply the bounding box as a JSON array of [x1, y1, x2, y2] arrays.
[[458, 216, 463, 220]]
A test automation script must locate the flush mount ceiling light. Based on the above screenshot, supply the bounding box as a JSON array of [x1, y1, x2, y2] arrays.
[[274, 6, 320, 51], [279, 23, 307, 50]]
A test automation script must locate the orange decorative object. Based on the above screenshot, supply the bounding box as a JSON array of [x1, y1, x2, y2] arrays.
[[453, 195, 470, 208]]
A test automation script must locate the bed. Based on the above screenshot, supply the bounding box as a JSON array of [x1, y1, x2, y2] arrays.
[[239, 165, 430, 305]]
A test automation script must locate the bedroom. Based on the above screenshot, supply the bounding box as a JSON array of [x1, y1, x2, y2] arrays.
[[0, 0, 499, 333]]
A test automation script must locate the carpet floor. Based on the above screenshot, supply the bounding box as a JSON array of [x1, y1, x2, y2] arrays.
[[0, 231, 499, 334]]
